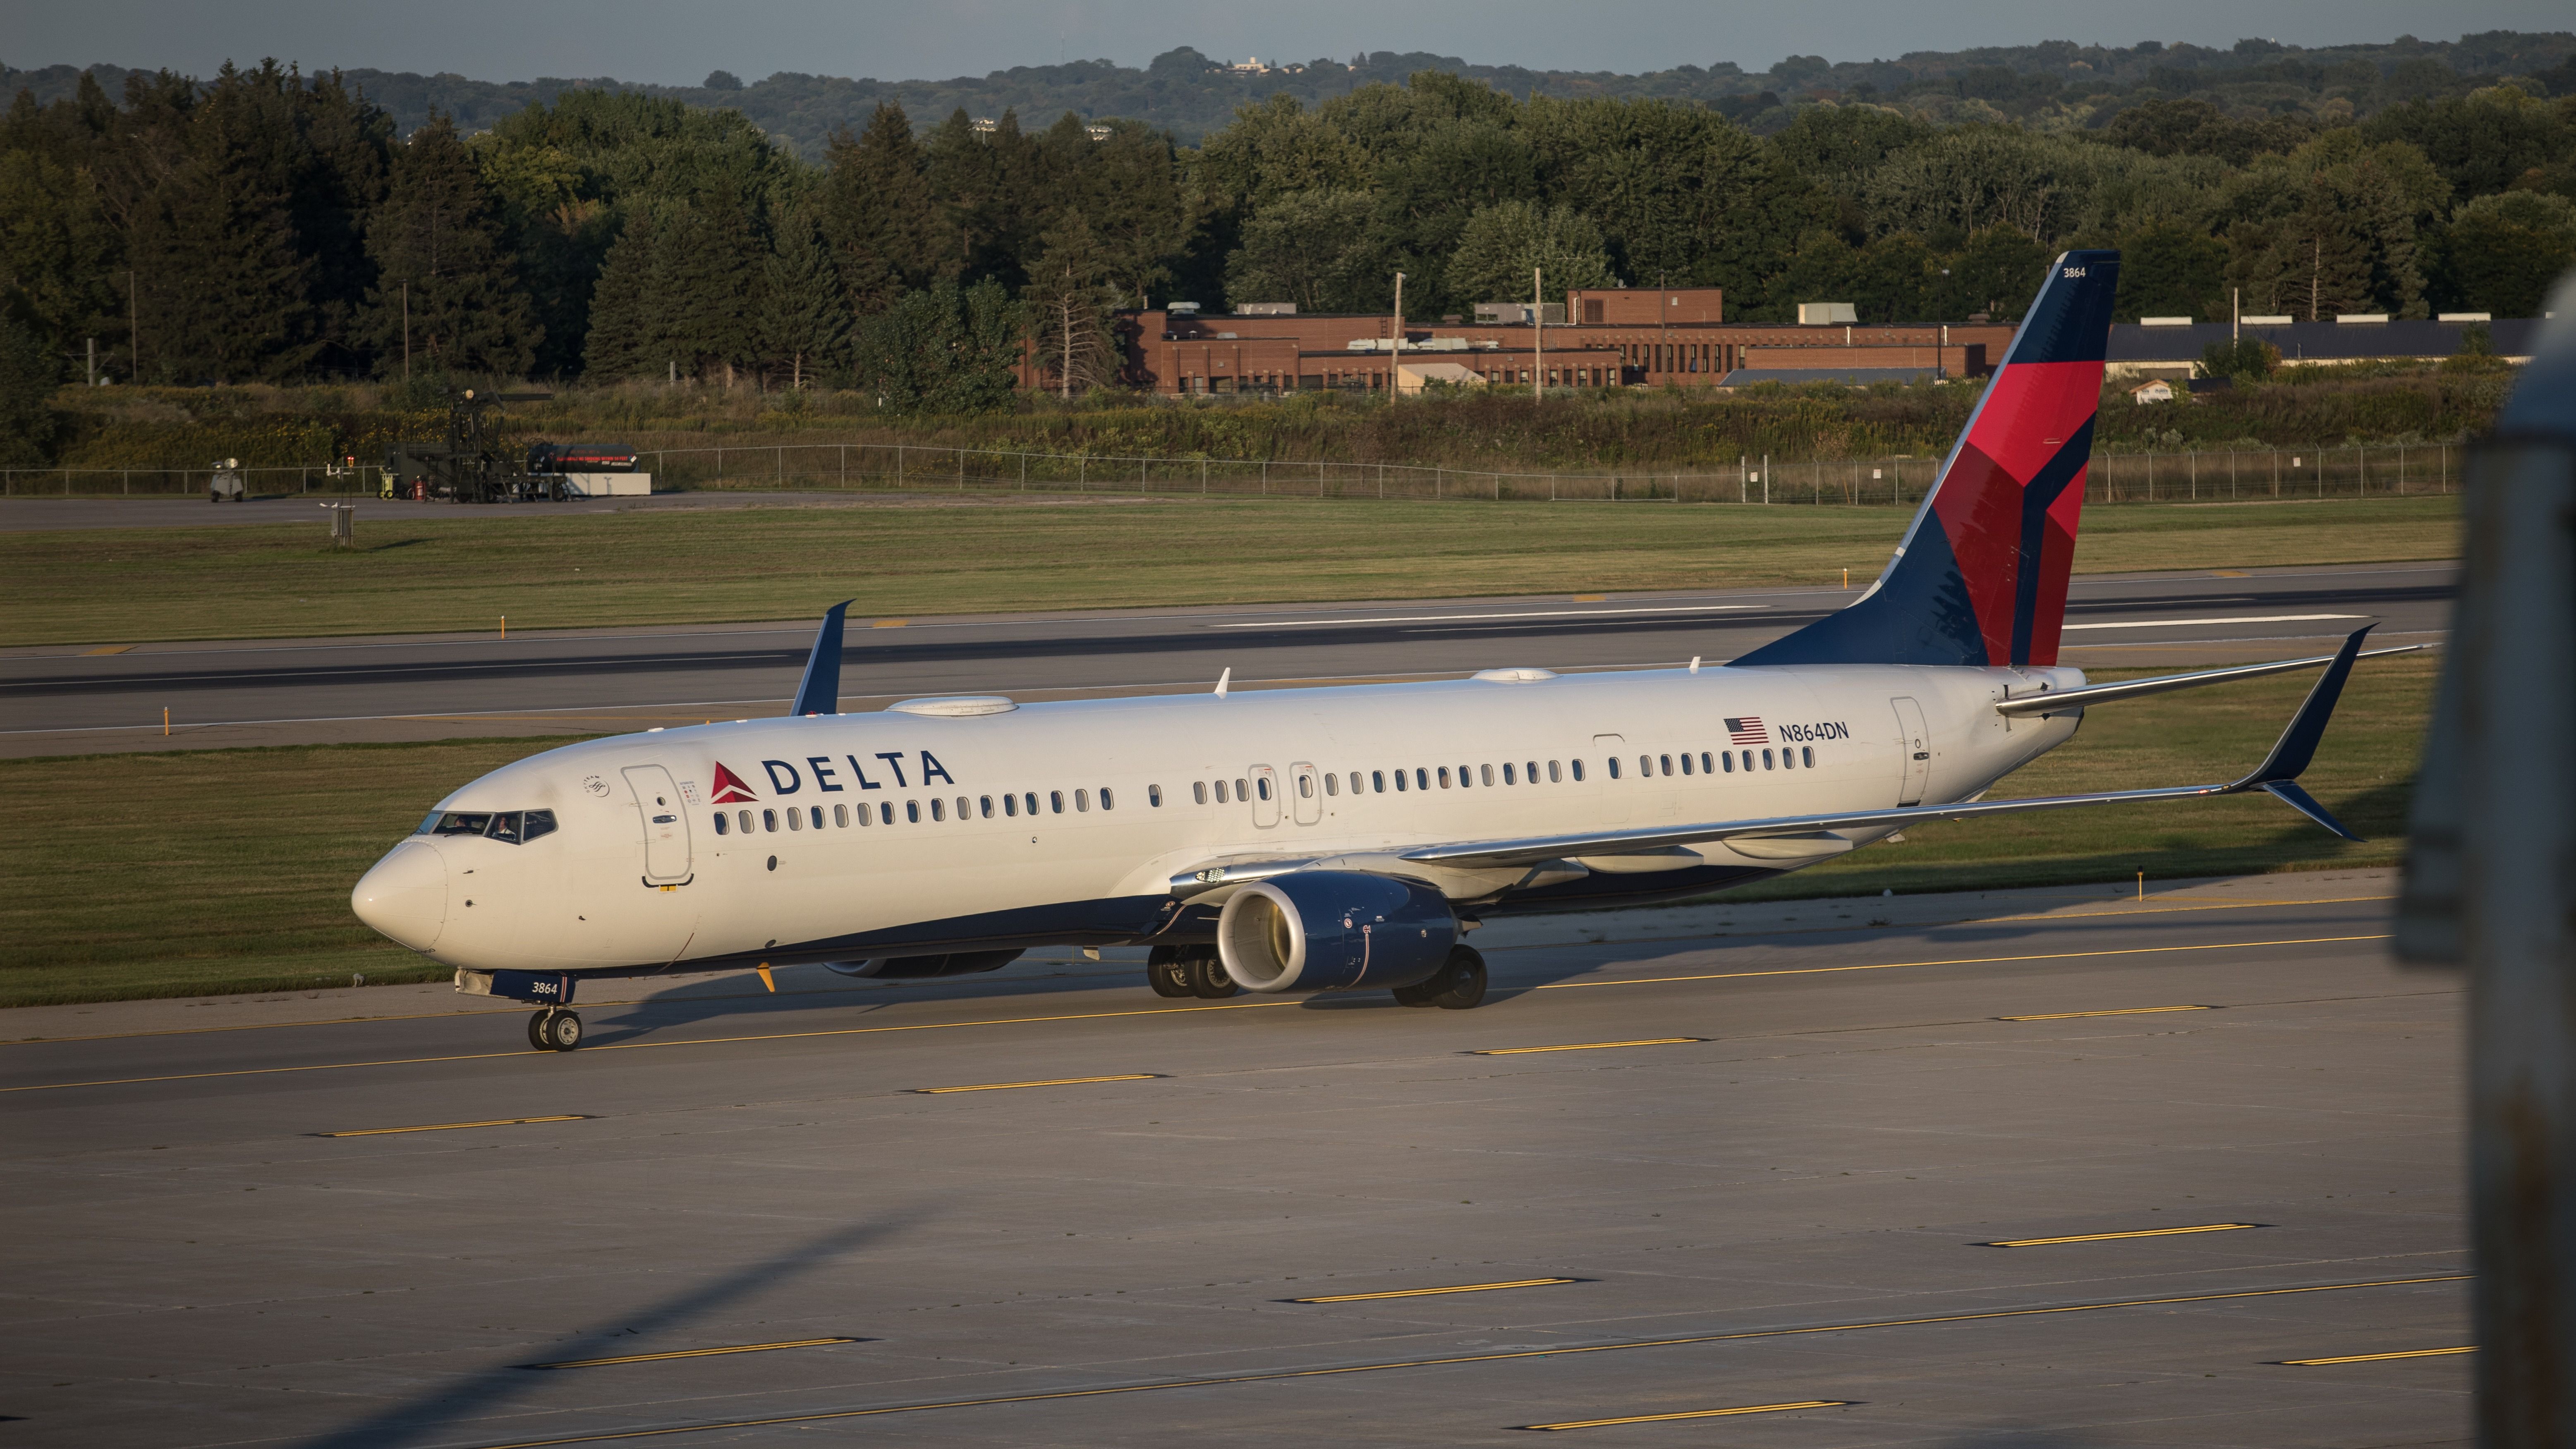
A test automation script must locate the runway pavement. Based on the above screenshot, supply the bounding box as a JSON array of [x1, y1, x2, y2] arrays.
[[0, 562, 2452, 756], [1, 868, 2466, 1447]]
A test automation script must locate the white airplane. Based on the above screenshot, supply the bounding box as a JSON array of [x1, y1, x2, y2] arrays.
[[354, 250, 2405, 1051]]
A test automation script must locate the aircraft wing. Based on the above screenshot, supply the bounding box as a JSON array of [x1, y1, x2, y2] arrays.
[[1400, 624, 2378, 871]]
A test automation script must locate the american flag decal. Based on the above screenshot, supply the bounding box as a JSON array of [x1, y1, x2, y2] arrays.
[[1725, 716, 1768, 745]]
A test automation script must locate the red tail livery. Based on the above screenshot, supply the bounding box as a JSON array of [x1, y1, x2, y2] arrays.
[[1737, 249, 2119, 669]]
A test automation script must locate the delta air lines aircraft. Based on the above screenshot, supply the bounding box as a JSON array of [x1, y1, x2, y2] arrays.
[[353, 251, 2403, 1051]]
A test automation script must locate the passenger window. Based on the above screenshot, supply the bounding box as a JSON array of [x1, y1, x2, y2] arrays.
[[787, 809, 802, 831], [1051, 791, 1064, 814], [1502, 763, 1515, 784], [1149, 784, 1163, 806], [1297, 774, 1312, 798], [1101, 787, 1115, 810], [881, 801, 895, 824], [858, 802, 872, 826], [929, 798, 944, 821], [1640, 754, 1652, 776], [906, 801, 921, 823], [1394, 769, 1408, 792], [1214, 779, 1228, 803], [1549, 760, 1561, 782], [1660, 754, 1672, 776], [1324, 774, 1338, 797], [1024, 792, 1038, 815], [1572, 760, 1585, 781], [1415, 768, 1429, 791], [979, 796, 993, 818], [1722, 752, 1734, 773], [1803, 746, 1815, 768], [956, 796, 970, 818], [1438, 767, 1452, 789], [1607, 758, 1621, 779], [1481, 763, 1494, 786], [1763, 749, 1774, 770], [760, 808, 776, 832], [739, 808, 754, 833], [1740, 750, 1753, 772], [833, 804, 848, 827], [1004, 793, 1018, 817], [812, 806, 826, 827], [1680, 753, 1693, 776], [1700, 752, 1713, 774], [1238, 777, 1252, 801], [1074, 789, 1089, 812], [713, 812, 730, 836], [1372, 770, 1386, 793]]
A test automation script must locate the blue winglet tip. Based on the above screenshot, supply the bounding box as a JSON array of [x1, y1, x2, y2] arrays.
[[791, 600, 855, 717]]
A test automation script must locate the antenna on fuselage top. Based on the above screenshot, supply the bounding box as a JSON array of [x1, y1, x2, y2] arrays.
[[792, 601, 854, 717]]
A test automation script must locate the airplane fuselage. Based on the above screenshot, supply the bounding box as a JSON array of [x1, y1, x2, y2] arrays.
[[355, 661, 2085, 983]]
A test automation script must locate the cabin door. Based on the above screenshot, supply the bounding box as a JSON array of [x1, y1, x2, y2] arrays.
[[623, 764, 694, 882], [1890, 698, 1931, 807], [1290, 763, 1322, 825], [1247, 765, 1282, 827]]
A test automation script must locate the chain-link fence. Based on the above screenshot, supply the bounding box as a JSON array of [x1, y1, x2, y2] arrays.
[[2, 441, 2460, 505]]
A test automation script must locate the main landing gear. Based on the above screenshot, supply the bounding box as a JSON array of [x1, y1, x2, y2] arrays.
[[1392, 946, 1488, 1010], [527, 1008, 584, 1052], [1146, 945, 1238, 999]]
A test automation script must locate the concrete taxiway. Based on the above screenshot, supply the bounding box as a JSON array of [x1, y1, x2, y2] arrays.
[[2, 868, 2464, 1446], [0, 561, 2450, 756]]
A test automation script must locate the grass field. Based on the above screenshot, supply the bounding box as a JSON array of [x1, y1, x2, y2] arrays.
[[0, 655, 2434, 1009], [2, 494, 2459, 647]]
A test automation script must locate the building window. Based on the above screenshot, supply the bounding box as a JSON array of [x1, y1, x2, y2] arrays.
[[1193, 781, 1208, 804]]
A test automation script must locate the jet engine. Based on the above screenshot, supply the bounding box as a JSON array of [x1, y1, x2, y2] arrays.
[[1216, 871, 1456, 993], [824, 949, 1023, 980]]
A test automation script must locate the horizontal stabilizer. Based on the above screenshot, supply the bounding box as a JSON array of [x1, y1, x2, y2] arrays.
[[1995, 641, 2418, 716]]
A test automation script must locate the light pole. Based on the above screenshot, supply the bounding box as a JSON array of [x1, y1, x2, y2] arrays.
[[1391, 270, 1405, 397], [1532, 266, 1543, 403]]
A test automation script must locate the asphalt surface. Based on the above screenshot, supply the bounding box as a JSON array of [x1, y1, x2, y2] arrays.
[[0, 868, 2462, 1447], [0, 562, 2453, 757]]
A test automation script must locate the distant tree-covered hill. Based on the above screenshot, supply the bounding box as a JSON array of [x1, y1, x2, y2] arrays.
[[7, 31, 2573, 153]]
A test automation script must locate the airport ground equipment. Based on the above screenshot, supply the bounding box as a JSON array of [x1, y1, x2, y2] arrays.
[[207, 457, 244, 502], [320, 502, 353, 548], [381, 389, 563, 503]]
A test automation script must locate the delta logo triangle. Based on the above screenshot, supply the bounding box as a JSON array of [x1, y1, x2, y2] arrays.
[[709, 762, 759, 804]]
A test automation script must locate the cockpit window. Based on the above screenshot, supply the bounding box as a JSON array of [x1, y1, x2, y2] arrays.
[[424, 809, 557, 843]]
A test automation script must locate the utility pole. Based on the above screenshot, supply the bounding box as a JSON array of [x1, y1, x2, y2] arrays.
[[2232, 286, 2241, 343], [127, 270, 137, 384], [402, 280, 412, 383], [1391, 270, 1405, 398], [1659, 270, 1669, 385], [1532, 266, 1543, 403]]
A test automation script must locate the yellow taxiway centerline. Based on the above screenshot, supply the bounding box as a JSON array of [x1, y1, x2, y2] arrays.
[[2, 935, 2397, 1095], [1517, 1400, 1851, 1430], [2279, 1346, 2475, 1365], [910, 1073, 1164, 1094], [1984, 1223, 2262, 1247], [458, 1274, 2470, 1447], [1288, 1278, 1580, 1303], [313, 1114, 591, 1138], [1470, 1038, 1706, 1056], [522, 1337, 867, 1370], [1997, 1005, 2214, 1021]]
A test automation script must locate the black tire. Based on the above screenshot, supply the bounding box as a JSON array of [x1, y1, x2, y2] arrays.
[[527, 1011, 551, 1050], [1390, 978, 1438, 1007], [543, 1011, 584, 1051], [1188, 951, 1239, 999], [1145, 946, 1194, 998], [1429, 947, 1487, 1009]]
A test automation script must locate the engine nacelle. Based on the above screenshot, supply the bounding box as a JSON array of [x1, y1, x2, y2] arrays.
[[823, 949, 1022, 980], [1216, 871, 1456, 993]]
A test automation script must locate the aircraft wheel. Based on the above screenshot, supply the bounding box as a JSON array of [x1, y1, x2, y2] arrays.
[[1429, 947, 1488, 1010], [539, 1010, 584, 1052], [1145, 947, 1193, 998], [527, 1010, 551, 1050], [1188, 951, 1238, 999], [1390, 978, 1439, 1007]]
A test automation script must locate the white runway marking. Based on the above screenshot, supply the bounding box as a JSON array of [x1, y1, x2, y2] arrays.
[[2061, 613, 2364, 631]]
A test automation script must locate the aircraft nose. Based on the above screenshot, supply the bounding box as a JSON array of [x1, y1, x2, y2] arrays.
[[353, 840, 447, 951]]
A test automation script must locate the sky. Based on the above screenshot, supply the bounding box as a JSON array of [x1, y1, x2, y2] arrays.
[[7, 0, 2568, 85]]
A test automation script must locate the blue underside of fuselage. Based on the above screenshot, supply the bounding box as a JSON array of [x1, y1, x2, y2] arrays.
[[559, 863, 1791, 983]]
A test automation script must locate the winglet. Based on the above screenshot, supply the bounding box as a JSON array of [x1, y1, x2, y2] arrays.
[[791, 602, 853, 717], [1214, 667, 1231, 699], [2223, 624, 2373, 839]]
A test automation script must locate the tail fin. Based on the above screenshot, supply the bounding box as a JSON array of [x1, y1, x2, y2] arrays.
[[1735, 249, 2121, 669]]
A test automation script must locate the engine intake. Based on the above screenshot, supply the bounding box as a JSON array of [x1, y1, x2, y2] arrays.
[[1216, 871, 1456, 993]]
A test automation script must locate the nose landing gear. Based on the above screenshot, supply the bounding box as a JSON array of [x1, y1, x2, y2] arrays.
[[527, 1009, 585, 1052]]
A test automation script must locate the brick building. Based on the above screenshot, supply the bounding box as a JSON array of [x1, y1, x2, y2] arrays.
[[1022, 287, 2019, 397]]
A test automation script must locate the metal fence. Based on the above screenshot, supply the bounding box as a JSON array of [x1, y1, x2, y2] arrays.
[[2, 440, 2460, 505]]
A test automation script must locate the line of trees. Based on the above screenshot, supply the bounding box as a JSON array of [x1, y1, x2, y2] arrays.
[[2, 58, 2572, 426]]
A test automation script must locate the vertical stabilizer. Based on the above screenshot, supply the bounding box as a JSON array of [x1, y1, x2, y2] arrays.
[[1734, 250, 2120, 668]]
